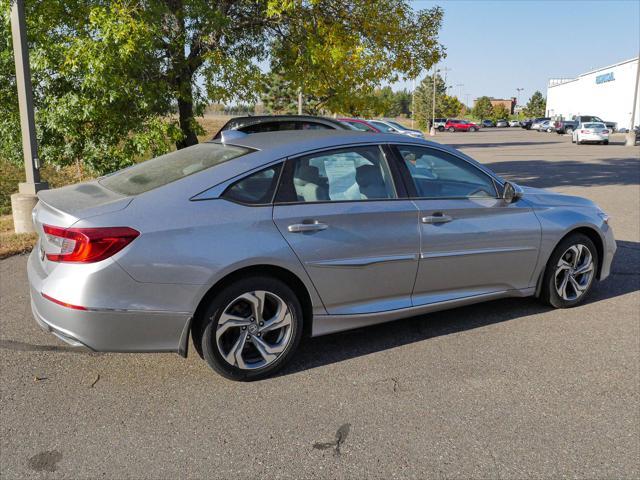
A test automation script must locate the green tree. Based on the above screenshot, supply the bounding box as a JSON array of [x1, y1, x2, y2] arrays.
[[439, 95, 463, 118], [472, 96, 494, 121], [2, 0, 444, 174], [261, 70, 323, 115], [491, 104, 511, 122], [524, 91, 546, 118], [413, 73, 446, 129]]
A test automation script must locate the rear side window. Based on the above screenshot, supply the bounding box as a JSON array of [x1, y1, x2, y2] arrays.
[[239, 121, 333, 134], [223, 165, 282, 205], [100, 143, 252, 196]]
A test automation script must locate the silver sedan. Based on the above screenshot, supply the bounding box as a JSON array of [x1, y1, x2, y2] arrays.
[[28, 130, 616, 380]]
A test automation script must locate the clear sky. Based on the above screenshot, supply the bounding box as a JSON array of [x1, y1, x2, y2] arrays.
[[396, 0, 640, 106]]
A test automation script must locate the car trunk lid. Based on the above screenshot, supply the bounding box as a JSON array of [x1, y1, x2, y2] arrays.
[[33, 181, 133, 275]]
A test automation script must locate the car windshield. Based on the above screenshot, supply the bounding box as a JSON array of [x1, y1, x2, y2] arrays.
[[584, 123, 605, 128], [344, 121, 375, 132], [369, 121, 396, 133], [100, 143, 253, 195], [386, 120, 407, 130]]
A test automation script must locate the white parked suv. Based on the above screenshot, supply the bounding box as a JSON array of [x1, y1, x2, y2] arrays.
[[572, 122, 610, 145]]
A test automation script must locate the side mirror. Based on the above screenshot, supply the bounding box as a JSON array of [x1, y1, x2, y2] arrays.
[[502, 181, 523, 203]]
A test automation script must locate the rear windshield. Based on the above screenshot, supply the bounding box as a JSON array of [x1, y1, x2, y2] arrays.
[[584, 123, 605, 128], [100, 143, 253, 195]]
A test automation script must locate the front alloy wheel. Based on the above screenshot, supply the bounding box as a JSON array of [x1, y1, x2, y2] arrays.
[[199, 276, 303, 380], [541, 233, 598, 308], [554, 244, 595, 301]]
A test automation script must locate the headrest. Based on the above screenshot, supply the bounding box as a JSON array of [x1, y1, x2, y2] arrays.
[[296, 165, 321, 185], [356, 164, 383, 187]]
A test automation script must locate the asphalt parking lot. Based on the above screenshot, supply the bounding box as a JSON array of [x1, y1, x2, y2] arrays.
[[1, 128, 638, 479]]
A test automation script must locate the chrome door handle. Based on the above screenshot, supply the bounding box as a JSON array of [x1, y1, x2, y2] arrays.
[[287, 221, 328, 233], [421, 214, 453, 224]]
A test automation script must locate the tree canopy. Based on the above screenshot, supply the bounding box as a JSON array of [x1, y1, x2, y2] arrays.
[[472, 96, 494, 121], [524, 91, 547, 118], [412, 73, 464, 128], [1, 0, 444, 174]]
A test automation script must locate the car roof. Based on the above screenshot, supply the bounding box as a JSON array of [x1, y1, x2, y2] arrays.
[[210, 129, 422, 154]]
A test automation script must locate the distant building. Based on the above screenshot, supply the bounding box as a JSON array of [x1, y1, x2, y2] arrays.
[[546, 57, 639, 130], [474, 97, 517, 114]]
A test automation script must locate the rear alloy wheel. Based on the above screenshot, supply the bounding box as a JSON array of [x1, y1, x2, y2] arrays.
[[448, 127, 455, 132], [469, 127, 477, 132], [540, 234, 598, 308], [566, 128, 573, 135], [200, 277, 303, 380], [438, 126, 445, 132]]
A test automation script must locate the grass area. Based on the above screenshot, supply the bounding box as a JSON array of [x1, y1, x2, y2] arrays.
[[0, 215, 37, 259]]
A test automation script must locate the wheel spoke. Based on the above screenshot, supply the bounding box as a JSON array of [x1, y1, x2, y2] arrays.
[[558, 271, 570, 299], [556, 259, 572, 272], [239, 291, 266, 321], [574, 262, 593, 276], [216, 313, 250, 341], [224, 330, 248, 369], [260, 304, 292, 333], [572, 245, 584, 268], [251, 335, 286, 363], [569, 275, 587, 293]]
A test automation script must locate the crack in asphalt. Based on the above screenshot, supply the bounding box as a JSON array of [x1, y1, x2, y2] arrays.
[[313, 423, 351, 456]]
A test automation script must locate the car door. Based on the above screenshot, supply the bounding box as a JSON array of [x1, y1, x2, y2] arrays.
[[392, 144, 541, 306], [272, 144, 420, 315]]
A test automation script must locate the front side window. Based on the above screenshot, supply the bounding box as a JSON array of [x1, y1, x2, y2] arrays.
[[280, 145, 397, 203], [396, 145, 497, 199], [100, 143, 252, 196], [223, 164, 282, 205]]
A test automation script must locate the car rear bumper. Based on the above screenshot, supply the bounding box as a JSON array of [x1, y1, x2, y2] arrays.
[[27, 249, 192, 353], [579, 133, 609, 142]]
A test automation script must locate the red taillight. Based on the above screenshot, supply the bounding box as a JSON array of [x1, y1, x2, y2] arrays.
[[602, 130, 609, 134], [42, 225, 139, 263], [581, 129, 589, 134], [41, 292, 88, 310]]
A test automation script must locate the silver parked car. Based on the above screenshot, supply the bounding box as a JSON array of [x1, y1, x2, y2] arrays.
[[28, 130, 616, 380]]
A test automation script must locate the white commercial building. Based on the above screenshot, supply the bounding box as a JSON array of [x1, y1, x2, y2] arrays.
[[546, 57, 639, 131]]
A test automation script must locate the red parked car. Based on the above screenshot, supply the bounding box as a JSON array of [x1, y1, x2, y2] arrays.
[[337, 118, 382, 132], [445, 119, 479, 132]]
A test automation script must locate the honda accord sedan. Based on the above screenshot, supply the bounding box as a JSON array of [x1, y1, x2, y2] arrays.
[[28, 130, 616, 380]]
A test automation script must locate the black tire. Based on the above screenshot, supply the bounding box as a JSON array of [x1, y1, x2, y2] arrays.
[[603, 140, 609, 145], [199, 276, 303, 381], [448, 127, 455, 132], [469, 127, 477, 132], [437, 126, 445, 132], [539, 233, 598, 309], [566, 127, 573, 135]]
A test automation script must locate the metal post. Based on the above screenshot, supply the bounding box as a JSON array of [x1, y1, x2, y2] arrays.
[[10, 0, 47, 233], [516, 87, 524, 107], [430, 66, 437, 136], [411, 76, 416, 129], [625, 56, 639, 146]]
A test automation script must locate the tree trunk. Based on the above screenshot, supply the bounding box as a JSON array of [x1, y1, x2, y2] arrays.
[[176, 83, 199, 149], [164, 0, 199, 150]]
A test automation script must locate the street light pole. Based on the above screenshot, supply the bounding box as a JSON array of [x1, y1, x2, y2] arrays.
[[626, 56, 639, 146], [430, 65, 438, 136], [10, 0, 47, 233], [516, 87, 524, 108]]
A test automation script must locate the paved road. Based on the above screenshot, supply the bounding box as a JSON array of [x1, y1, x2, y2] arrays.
[[1, 128, 638, 479]]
